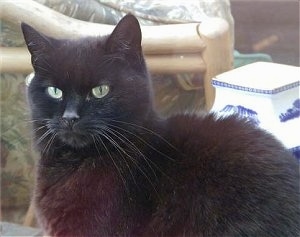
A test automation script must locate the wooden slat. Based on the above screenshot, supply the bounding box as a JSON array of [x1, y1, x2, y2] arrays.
[[142, 24, 206, 54], [0, 0, 205, 55], [197, 18, 233, 110], [146, 54, 206, 74], [0, 47, 32, 73], [0, 47, 206, 74]]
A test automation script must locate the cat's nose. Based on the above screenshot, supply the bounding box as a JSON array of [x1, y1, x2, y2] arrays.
[[62, 110, 80, 127]]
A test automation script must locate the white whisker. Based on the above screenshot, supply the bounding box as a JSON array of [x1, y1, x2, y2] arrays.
[[96, 126, 160, 195], [110, 119, 178, 152], [93, 133, 128, 192], [36, 128, 52, 145], [103, 126, 159, 179], [42, 132, 57, 156], [95, 130, 137, 187], [108, 123, 175, 162]]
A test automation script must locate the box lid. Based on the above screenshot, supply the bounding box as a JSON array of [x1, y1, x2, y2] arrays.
[[212, 62, 300, 94]]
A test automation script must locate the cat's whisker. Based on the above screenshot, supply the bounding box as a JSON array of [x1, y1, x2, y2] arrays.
[[110, 119, 178, 153], [25, 118, 51, 126], [93, 133, 128, 193], [47, 133, 57, 155], [99, 127, 160, 195], [90, 134, 109, 168], [25, 120, 38, 125], [42, 132, 57, 156], [105, 125, 175, 187], [98, 130, 129, 157], [34, 119, 59, 155], [95, 130, 138, 188], [107, 122, 175, 162], [95, 131, 134, 172], [93, 128, 159, 195], [101, 128, 148, 172], [32, 124, 48, 133], [103, 126, 160, 181], [36, 128, 52, 145]]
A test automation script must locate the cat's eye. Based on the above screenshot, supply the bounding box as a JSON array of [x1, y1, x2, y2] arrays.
[[47, 87, 63, 100], [91, 85, 110, 99]]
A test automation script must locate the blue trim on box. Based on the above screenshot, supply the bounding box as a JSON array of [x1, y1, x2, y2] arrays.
[[279, 99, 300, 122], [220, 105, 260, 125], [212, 80, 300, 95]]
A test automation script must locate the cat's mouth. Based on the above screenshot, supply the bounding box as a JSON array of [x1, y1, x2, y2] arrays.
[[58, 131, 91, 148]]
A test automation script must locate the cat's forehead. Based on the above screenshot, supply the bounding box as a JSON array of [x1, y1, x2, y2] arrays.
[[58, 38, 105, 66], [49, 38, 109, 90]]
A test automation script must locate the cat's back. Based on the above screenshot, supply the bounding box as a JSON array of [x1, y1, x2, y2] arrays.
[[166, 113, 296, 167], [150, 113, 299, 236]]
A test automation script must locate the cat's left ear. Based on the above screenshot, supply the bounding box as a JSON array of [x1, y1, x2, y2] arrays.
[[106, 14, 142, 54]]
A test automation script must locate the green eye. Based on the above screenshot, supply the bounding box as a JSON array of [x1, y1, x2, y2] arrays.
[[47, 87, 63, 99], [91, 85, 110, 98]]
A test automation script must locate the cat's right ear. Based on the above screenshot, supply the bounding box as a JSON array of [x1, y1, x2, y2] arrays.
[[106, 14, 142, 55], [21, 23, 53, 57]]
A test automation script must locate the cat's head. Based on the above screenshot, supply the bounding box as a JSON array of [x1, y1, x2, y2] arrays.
[[22, 15, 154, 151]]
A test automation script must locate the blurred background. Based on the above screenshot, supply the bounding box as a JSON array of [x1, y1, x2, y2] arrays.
[[232, 0, 299, 66]]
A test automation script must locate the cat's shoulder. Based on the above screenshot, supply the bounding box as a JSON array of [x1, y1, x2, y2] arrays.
[[165, 112, 272, 146], [166, 112, 249, 131], [163, 112, 294, 167]]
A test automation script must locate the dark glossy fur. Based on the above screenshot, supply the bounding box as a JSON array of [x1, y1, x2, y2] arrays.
[[22, 15, 299, 237]]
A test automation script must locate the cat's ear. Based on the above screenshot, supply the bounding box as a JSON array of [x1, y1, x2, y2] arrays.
[[21, 23, 54, 57], [106, 14, 142, 54]]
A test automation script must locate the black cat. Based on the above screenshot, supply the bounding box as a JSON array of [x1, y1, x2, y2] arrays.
[[22, 15, 299, 237]]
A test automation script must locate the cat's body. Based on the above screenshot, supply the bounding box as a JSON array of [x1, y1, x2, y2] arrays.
[[22, 15, 299, 237]]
